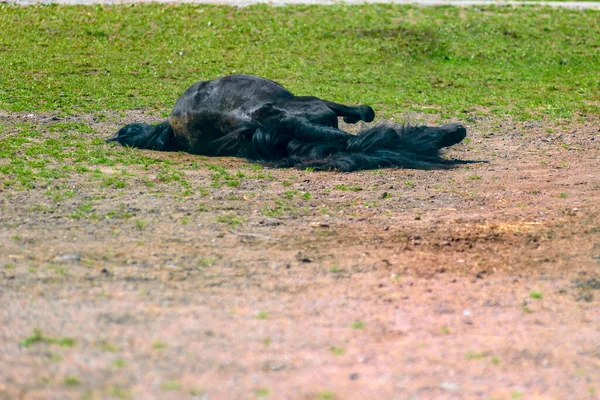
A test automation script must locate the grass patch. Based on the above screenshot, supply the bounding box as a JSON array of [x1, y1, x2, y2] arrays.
[[151, 341, 168, 350], [351, 320, 365, 329], [255, 388, 271, 397], [108, 386, 131, 399], [0, 119, 168, 190], [529, 290, 544, 299], [329, 264, 342, 273], [216, 213, 244, 228], [329, 346, 346, 356], [96, 340, 119, 352], [334, 184, 362, 192], [262, 199, 303, 217], [316, 391, 336, 400], [207, 164, 241, 188], [47, 352, 63, 362], [256, 310, 269, 320], [112, 358, 127, 368], [161, 381, 182, 391], [0, 4, 598, 206], [464, 351, 486, 360], [0, 4, 597, 119], [20, 328, 76, 348], [63, 376, 81, 386], [134, 219, 148, 230]]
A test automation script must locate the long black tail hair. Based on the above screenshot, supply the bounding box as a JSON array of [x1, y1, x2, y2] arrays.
[[108, 121, 466, 172]]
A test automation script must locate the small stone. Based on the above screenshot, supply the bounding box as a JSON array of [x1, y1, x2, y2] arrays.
[[54, 254, 80, 262], [440, 382, 459, 391], [270, 363, 286, 371], [296, 252, 312, 263]]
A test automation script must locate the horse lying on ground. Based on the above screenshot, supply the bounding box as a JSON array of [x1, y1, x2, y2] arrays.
[[108, 74, 467, 171]]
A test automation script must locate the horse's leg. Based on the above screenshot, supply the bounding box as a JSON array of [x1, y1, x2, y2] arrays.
[[288, 117, 353, 142], [321, 100, 375, 124], [253, 102, 352, 142], [272, 96, 374, 126]]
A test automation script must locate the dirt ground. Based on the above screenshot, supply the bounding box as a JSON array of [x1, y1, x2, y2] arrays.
[[1, 111, 599, 400]]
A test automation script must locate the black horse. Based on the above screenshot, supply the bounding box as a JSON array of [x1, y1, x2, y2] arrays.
[[108, 74, 467, 171]]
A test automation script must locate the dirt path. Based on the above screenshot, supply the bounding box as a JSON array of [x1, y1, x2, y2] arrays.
[[1, 112, 599, 399]]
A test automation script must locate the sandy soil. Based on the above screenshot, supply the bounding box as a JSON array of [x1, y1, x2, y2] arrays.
[[1, 111, 599, 399]]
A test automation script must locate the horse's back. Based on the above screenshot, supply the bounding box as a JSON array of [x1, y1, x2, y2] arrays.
[[172, 75, 293, 115], [168, 75, 295, 154]]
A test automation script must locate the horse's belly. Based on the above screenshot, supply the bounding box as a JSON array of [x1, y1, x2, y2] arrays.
[[169, 109, 248, 155]]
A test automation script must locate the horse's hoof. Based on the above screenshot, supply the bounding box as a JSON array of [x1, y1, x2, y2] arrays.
[[362, 106, 375, 123], [436, 123, 467, 148]]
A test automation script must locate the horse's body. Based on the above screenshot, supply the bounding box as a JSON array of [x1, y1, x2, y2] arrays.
[[109, 74, 467, 171]]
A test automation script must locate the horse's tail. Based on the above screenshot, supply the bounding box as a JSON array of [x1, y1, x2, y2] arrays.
[[107, 121, 181, 151], [266, 123, 467, 172]]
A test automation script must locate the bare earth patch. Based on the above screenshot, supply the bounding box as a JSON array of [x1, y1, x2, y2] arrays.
[[1, 111, 599, 399]]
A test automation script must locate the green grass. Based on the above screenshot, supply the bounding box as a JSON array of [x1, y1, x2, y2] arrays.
[[151, 341, 168, 350], [256, 310, 269, 320], [20, 328, 77, 348], [96, 340, 119, 352], [464, 351, 486, 360], [63, 376, 81, 386], [255, 387, 271, 397], [108, 385, 132, 399], [160, 381, 182, 391], [316, 390, 336, 400], [0, 4, 598, 119], [0, 5, 598, 193], [529, 290, 544, 299], [216, 213, 245, 228], [135, 219, 148, 230], [334, 184, 362, 192], [329, 346, 346, 355], [112, 358, 127, 368], [351, 320, 365, 329], [0, 119, 168, 190]]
